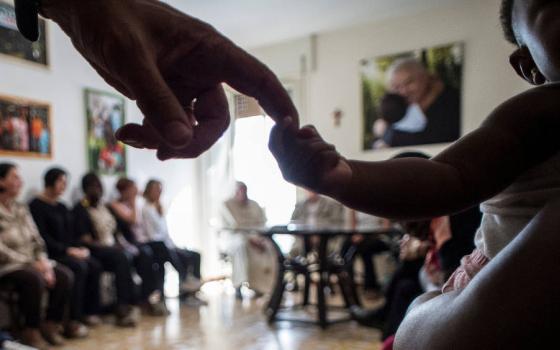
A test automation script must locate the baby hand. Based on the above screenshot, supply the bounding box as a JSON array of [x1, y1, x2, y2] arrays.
[[269, 118, 352, 196]]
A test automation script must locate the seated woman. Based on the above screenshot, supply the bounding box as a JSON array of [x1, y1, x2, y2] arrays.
[[29, 167, 101, 335], [108, 178, 168, 315], [72, 173, 140, 326], [0, 163, 73, 350], [142, 179, 205, 304]]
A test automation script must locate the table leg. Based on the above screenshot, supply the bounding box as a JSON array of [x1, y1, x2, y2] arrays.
[[303, 236, 311, 307], [265, 234, 286, 323], [317, 236, 329, 329]]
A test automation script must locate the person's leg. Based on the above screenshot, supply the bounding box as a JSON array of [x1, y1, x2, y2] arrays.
[[168, 247, 188, 282], [359, 250, 378, 290], [90, 246, 140, 326], [90, 246, 136, 306], [83, 257, 102, 317], [146, 241, 172, 295], [0, 268, 44, 329], [179, 249, 201, 279], [382, 278, 423, 340], [359, 238, 390, 291], [351, 258, 424, 327], [227, 235, 249, 290], [46, 265, 73, 323], [41, 265, 73, 345], [55, 256, 87, 322], [0, 269, 50, 349], [175, 248, 203, 295], [134, 244, 159, 302]]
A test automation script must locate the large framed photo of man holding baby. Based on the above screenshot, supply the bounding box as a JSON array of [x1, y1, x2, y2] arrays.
[[361, 42, 464, 151]]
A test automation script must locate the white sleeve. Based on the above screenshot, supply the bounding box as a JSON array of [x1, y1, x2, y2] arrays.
[[142, 204, 166, 241]]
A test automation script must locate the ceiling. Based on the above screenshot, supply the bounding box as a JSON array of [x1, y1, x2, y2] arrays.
[[163, 0, 464, 48]]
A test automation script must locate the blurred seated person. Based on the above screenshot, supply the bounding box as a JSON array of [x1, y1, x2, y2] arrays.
[[221, 182, 275, 299], [72, 173, 141, 326], [29, 167, 100, 336], [290, 190, 344, 257], [142, 179, 205, 305], [341, 210, 392, 297], [108, 178, 168, 315], [352, 206, 481, 341], [0, 163, 73, 349]]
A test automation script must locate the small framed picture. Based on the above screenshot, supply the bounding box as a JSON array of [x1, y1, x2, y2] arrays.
[[0, 0, 49, 67], [0, 94, 52, 158], [84, 88, 127, 175]]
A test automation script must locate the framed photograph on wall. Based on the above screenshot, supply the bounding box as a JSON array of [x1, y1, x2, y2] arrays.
[[361, 42, 464, 151], [0, 0, 49, 66], [0, 94, 52, 158], [84, 88, 126, 175]]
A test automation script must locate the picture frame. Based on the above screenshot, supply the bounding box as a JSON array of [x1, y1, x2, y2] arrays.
[[361, 42, 464, 151], [84, 88, 127, 175], [0, 0, 49, 67], [0, 94, 52, 158]]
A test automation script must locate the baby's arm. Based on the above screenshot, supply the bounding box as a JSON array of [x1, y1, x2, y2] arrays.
[[270, 85, 560, 220]]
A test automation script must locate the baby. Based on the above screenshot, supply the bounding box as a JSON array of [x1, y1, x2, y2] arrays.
[[269, 0, 560, 348], [377, 93, 428, 148]]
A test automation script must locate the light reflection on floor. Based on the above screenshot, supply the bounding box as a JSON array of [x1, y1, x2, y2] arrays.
[[61, 281, 382, 350]]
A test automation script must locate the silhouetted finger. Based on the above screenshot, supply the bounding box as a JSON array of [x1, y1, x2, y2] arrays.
[[221, 43, 299, 128]]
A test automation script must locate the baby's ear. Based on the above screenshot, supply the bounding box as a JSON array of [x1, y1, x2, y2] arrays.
[[509, 47, 547, 85]]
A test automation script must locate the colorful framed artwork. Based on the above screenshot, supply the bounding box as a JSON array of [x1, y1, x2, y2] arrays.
[[84, 88, 126, 175], [0, 0, 49, 66], [361, 42, 464, 150], [0, 94, 52, 158]]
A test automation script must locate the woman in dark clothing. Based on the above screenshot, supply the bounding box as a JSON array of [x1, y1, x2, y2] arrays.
[[72, 173, 140, 327], [29, 167, 102, 334]]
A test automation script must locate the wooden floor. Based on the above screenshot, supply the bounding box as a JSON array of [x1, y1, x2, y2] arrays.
[[60, 282, 382, 350]]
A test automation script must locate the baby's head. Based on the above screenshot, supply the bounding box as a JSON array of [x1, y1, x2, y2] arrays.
[[379, 93, 409, 125], [502, 0, 560, 84]]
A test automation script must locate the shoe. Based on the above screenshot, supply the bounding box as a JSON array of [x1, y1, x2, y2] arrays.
[[40, 322, 65, 346], [146, 301, 170, 316], [82, 315, 102, 327], [19, 328, 50, 350], [182, 295, 208, 307], [180, 278, 203, 294], [2, 340, 39, 350], [350, 305, 385, 329], [116, 305, 140, 327], [64, 321, 89, 339]]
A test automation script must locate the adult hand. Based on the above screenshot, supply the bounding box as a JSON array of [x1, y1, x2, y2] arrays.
[[269, 119, 352, 196], [40, 0, 298, 159], [351, 234, 364, 244], [33, 258, 56, 288], [67, 247, 90, 260]]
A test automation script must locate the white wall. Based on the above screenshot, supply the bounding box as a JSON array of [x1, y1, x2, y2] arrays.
[[0, 20, 200, 249], [250, 0, 530, 161]]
